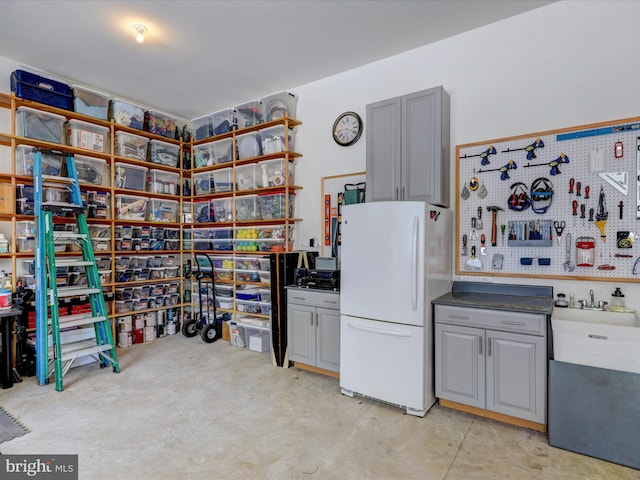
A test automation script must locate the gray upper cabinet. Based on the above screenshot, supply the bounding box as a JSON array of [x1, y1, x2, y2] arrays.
[[366, 86, 450, 207]]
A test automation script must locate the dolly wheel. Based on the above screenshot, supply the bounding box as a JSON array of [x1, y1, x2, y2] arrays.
[[182, 319, 198, 338], [201, 324, 218, 343]]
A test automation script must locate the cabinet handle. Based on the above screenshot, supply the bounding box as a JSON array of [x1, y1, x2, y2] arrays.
[[322, 300, 337, 305], [292, 296, 307, 301], [448, 314, 469, 320], [402, 186, 405, 200], [478, 336, 483, 355], [501, 320, 526, 326], [488, 337, 492, 356], [396, 187, 399, 200], [310, 315, 314, 327]]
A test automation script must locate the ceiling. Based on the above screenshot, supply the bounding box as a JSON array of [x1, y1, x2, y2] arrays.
[[0, 0, 554, 120]]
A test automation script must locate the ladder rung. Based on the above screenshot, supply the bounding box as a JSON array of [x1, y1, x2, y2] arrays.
[[53, 232, 88, 241], [54, 258, 94, 267], [42, 174, 76, 184], [43, 202, 85, 213], [54, 313, 108, 329], [52, 340, 114, 362], [54, 286, 101, 298]]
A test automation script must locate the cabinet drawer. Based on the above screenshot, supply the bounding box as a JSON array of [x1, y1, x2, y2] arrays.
[[435, 305, 544, 336], [286, 289, 340, 309]]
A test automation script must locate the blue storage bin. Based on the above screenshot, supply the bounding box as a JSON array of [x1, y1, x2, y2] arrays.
[[11, 70, 72, 110]]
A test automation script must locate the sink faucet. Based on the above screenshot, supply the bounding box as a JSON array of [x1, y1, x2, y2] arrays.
[[589, 289, 596, 309]]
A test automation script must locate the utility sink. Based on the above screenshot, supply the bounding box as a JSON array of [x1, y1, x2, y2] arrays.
[[552, 307, 640, 374]]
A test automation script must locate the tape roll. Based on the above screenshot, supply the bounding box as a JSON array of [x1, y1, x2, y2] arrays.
[[273, 171, 284, 186]]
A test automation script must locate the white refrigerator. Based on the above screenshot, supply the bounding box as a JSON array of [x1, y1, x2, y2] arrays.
[[339, 201, 451, 416]]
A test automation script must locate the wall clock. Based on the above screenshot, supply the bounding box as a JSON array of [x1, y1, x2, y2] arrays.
[[332, 111, 363, 146]]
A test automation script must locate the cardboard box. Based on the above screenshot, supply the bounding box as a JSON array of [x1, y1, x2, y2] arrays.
[[249, 332, 269, 352], [0, 184, 15, 214]]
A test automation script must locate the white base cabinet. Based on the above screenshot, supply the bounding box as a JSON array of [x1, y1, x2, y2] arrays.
[[286, 288, 340, 373], [435, 305, 546, 424]]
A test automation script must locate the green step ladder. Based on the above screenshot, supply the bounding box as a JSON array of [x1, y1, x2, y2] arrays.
[[33, 148, 119, 391]]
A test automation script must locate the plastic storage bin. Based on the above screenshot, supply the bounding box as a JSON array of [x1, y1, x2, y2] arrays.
[[257, 159, 295, 187], [235, 195, 262, 221], [216, 284, 234, 298], [258, 125, 296, 154], [236, 131, 262, 160], [259, 191, 295, 219], [75, 154, 108, 186], [17, 237, 35, 252], [149, 139, 180, 167], [72, 85, 109, 120], [109, 98, 145, 130], [236, 299, 261, 314], [146, 199, 179, 223], [211, 108, 238, 134], [235, 99, 265, 128], [193, 138, 233, 167], [235, 269, 260, 283], [191, 113, 213, 141], [260, 91, 298, 121], [192, 171, 214, 195], [235, 256, 262, 271], [15, 145, 63, 176], [116, 194, 148, 220], [258, 288, 271, 303], [67, 119, 110, 153], [147, 169, 179, 195], [115, 163, 148, 191], [193, 200, 212, 223], [16, 221, 36, 237], [115, 131, 149, 161], [259, 302, 272, 316], [11, 69, 71, 110], [235, 163, 258, 191], [209, 198, 232, 223], [15, 107, 65, 144], [212, 167, 234, 192], [145, 110, 177, 139]]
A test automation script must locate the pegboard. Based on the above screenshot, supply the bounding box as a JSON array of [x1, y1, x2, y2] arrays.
[[321, 172, 366, 257], [456, 116, 640, 282]]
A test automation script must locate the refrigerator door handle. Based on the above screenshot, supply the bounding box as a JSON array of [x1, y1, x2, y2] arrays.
[[412, 215, 419, 310], [347, 321, 413, 337]]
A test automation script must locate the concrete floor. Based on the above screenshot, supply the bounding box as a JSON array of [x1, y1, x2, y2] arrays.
[[1, 335, 639, 480]]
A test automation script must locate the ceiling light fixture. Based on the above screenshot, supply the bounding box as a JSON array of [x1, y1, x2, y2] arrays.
[[133, 24, 147, 43]]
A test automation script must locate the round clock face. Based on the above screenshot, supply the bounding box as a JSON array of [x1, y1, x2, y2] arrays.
[[333, 111, 362, 146]]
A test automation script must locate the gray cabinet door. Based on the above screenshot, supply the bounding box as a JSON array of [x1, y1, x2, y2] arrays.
[[366, 97, 401, 202], [402, 87, 448, 204], [435, 323, 485, 409], [315, 307, 340, 372], [486, 330, 546, 423], [287, 303, 315, 366]]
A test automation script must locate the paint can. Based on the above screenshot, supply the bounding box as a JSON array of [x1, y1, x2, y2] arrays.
[[166, 322, 176, 336], [117, 315, 132, 332], [144, 326, 156, 342], [0, 288, 12, 309], [132, 314, 145, 330], [132, 328, 144, 344], [118, 331, 132, 348]]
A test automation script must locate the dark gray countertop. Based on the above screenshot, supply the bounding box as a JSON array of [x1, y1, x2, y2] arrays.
[[285, 285, 340, 294], [432, 281, 553, 315]]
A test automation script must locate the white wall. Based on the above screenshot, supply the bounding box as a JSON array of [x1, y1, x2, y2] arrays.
[[2, 0, 640, 308], [292, 0, 640, 308]]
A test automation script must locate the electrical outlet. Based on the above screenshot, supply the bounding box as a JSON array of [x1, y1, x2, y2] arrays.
[[456, 275, 493, 283]]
